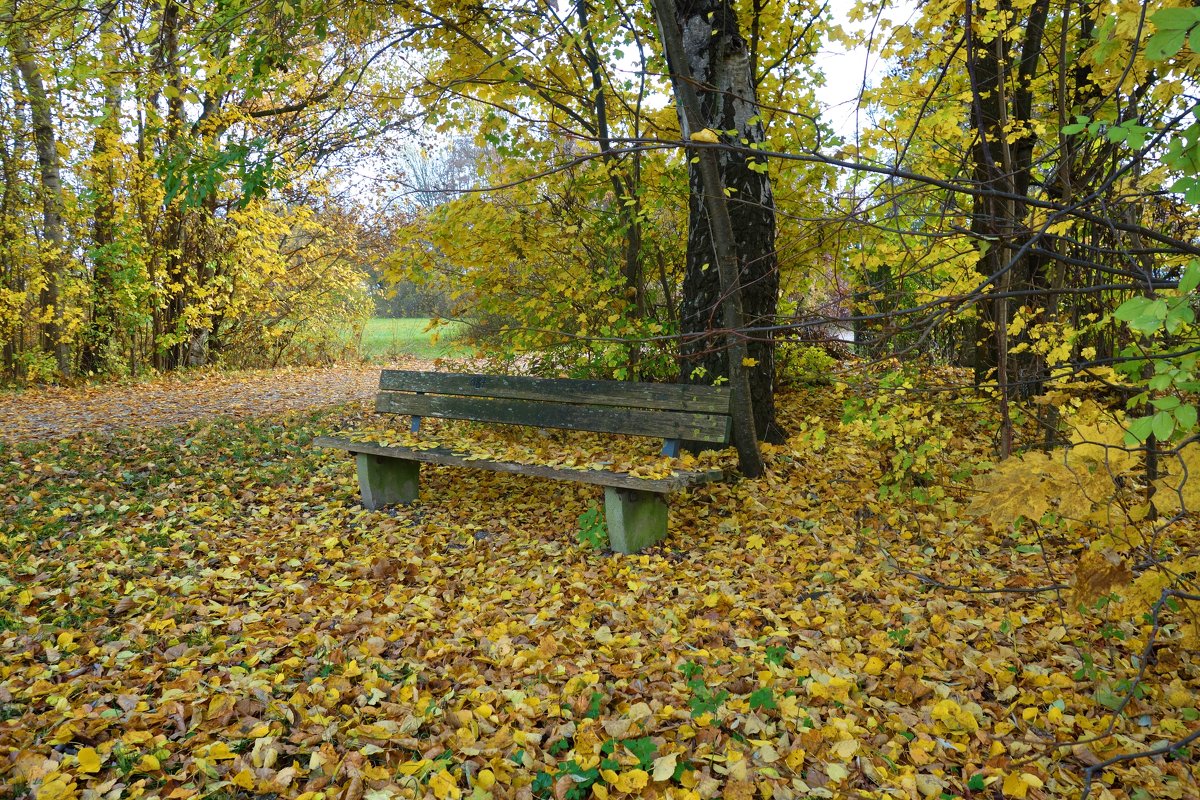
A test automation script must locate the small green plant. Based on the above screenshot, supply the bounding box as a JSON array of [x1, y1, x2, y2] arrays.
[[576, 503, 608, 549], [765, 644, 789, 666], [687, 679, 729, 718]]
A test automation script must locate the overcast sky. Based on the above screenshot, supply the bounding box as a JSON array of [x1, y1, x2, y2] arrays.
[[814, 0, 919, 142]]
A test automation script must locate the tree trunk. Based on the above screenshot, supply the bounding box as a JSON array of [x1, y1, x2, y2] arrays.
[[156, 0, 189, 371], [653, 0, 764, 477], [4, 1, 71, 377], [968, 0, 1051, 407], [669, 0, 782, 443], [575, 0, 647, 375], [81, 9, 122, 374]]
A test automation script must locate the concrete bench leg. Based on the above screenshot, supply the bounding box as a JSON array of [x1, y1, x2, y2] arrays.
[[604, 487, 668, 554], [355, 453, 419, 508]]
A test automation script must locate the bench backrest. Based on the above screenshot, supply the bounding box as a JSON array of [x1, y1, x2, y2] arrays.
[[375, 370, 733, 447]]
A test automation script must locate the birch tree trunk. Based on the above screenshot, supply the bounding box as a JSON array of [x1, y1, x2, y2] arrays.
[[4, 1, 71, 376], [670, 0, 782, 443], [653, 0, 765, 477]]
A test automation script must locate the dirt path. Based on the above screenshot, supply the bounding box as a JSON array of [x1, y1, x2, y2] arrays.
[[0, 360, 433, 443]]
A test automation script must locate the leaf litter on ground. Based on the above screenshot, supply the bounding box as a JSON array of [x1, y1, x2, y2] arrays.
[[1, 367, 1197, 800]]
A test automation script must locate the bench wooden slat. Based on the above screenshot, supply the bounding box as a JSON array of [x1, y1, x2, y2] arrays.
[[379, 370, 732, 414], [375, 391, 732, 443], [314, 436, 727, 493]]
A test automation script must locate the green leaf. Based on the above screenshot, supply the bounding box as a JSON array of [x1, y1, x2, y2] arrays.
[[1114, 296, 1151, 321], [1179, 261, 1200, 293], [1125, 415, 1155, 445], [1176, 404, 1198, 431], [1151, 7, 1200, 32], [1152, 396, 1181, 411], [1166, 301, 1195, 333], [749, 686, 777, 711], [1153, 410, 1176, 441], [1096, 687, 1125, 710], [1147, 28, 1189, 61], [624, 737, 657, 769]]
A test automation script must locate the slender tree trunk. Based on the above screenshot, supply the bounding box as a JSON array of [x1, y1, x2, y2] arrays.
[[575, 0, 647, 375], [0, 112, 17, 377], [662, 0, 781, 444], [653, 0, 764, 477], [157, 0, 188, 370], [81, 9, 122, 374], [4, 1, 71, 377]]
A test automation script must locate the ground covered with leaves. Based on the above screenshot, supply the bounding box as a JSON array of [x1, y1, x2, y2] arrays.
[[0, 365, 386, 443], [1, 369, 1197, 800]]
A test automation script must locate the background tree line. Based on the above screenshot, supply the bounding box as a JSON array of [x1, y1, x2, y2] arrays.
[[4, 0, 1200, 467]]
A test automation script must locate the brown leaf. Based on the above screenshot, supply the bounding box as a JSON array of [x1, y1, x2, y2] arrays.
[[1073, 549, 1133, 607]]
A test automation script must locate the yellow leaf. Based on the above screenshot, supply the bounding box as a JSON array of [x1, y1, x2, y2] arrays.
[[863, 656, 885, 676], [231, 769, 255, 790], [652, 753, 677, 782], [1002, 771, 1031, 798], [741, 357, 759, 367], [691, 128, 719, 143], [75, 747, 101, 774], [136, 754, 161, 772], [429, 769, 461, 799], [204, 742, 235, 760], [830, 739, 858, 759], [613, 769, 649, 793], [35, 773, 76, 800], [931, 699, 978, 734], [475, 769, 496, 790]]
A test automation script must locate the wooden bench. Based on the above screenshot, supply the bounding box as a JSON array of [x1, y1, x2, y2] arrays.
[[314, 369, 733, 553]]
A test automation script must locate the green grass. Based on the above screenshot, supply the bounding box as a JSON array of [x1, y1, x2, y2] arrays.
[[359, 318, 469, 361]]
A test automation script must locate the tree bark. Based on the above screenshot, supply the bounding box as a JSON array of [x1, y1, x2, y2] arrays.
[[4, 1, 71, 376], [156, 0, 189, 371], [968, 0, 1051, 406], [81, 8, 122, 374], [667, 0, 782, 443], [653, 0, 765, 477]]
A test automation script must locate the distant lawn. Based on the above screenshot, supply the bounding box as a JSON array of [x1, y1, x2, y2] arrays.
[[360, 317, 469, 361]]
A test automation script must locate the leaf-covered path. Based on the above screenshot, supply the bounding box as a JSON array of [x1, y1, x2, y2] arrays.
[[2, 368, 1197, 800], [0, 364, 408, 444]]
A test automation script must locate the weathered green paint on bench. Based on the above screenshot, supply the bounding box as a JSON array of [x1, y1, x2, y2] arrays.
[[355, 452, 419, 508], [315, 370, 735, 553], [316, 437, 726, 493], [375, 391, 732, 443], [379, 369, 731, 413], [604, 487, 670, 553]]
